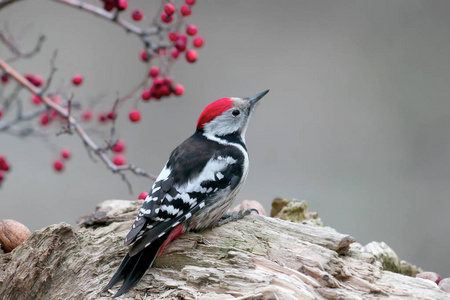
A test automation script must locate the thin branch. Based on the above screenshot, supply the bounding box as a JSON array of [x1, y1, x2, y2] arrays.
[[0, 29, 45, 63], [53, 0, 159, 38], [0, 57, 157, 183], [39, 50, 58, 96], [0, 106, 46, 132]]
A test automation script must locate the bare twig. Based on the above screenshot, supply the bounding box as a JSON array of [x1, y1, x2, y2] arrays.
[[0, 29, 45, 63], [39, 50, 58, 96], [0, 57, 158, 184], [53, 0, 159, 39]]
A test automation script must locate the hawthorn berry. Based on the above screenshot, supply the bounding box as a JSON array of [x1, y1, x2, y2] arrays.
[[174, 84, 184, 96], [168, 32, 178, 42], [131, 9, 143, 21], [107, 111, 116, 120], [117, 0, 128, 10], [33, 75, 44, 87], [53, 160, 64, 172], [0, 156, 9, 171], [171, 49, 180, 59], [61, 149, 71, 159], [186, 0, 195, 5], [138, 192, 148, 200], [180, 5, 192, 16], [186, 24, 198, 36], [31, 95, 42, 105], [1, 74, 8, 84], [104, 3, 114, 11], [113, 154, 126, 166], [113, 140, 126, 153], [72, 74, 83, 86], [98, 113, 108, 123], [140, 50, 150, 62], [186, 49, 198, 63], [129, 110, 141, 122], [82, 110, 93, 122], [149, 67, 159, 78], [40, 113, 50, 126], [161, 12, 173, 23], [141, 90, 151, 101], [193, 36, 204, 48], [164, 3, 176, 15]]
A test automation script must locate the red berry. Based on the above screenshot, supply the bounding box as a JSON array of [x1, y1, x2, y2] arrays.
[[1, 74, 8, 84], [131, 9, 143, 21], [186, 24, 198, 36], [168, 32, 178, 42], [82, 110, 93, 122], [113, 140, 126, 153], [98, 113, 108, 123], [107, 111, 116, 120], [61, 149, 71, 159], [141, 90, 151, 101], [0, 170, 4, 182], [186, 0, 195, 5], [32, 75, 44, 87], [138, 192, 148, 200], [180, 5, 192, 16], [0, 156, 9, 171], [161, 12, 173, 23], [31, 95, 42, 105], [113, 154, 126, 166], [72, 74, 83, 86], [53, 160, 64, 172], [193, 36, 204, 48], [140, 50, 150, 62], [186, 49, 198, 63], [171, 49, 180, 59], [129, 110, 141, 122], [0, 109, 2, 119], [117, 0, 127, 10], [104, 3, 114, 11], [164, 3, 176, 15], [160, 85, 171, 96], [174, 84, 184, 96], [40, 113, 50, 126], [149, 67, 159, 78]]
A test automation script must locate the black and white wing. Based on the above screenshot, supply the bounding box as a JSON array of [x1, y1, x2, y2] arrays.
[[124, 132, 246, 257]]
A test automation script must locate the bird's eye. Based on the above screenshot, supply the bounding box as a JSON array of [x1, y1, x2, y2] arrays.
[[232, 110, 240, 116]]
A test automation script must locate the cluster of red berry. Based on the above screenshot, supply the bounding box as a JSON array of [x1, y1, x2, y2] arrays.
[[0, 155, 11, 186], [101, 0, 128, 12], [53, 149, 71, 172], [111, 139, 126, 166], [0, 1, 203, 180], [24, 73, 45, 87]]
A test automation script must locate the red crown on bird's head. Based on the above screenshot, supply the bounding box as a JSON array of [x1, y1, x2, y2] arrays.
[[196, 98, 233, 130]]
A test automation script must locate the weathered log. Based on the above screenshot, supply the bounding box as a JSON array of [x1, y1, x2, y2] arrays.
[[0, 199, 448, 299]]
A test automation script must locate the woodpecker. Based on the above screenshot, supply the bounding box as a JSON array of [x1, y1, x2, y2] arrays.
[[103, 90, 269, 297]]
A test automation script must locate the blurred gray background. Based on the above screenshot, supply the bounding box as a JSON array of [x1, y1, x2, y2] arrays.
[[1, 0, 450, 277]]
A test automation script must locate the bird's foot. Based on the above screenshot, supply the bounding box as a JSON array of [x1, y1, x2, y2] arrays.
[[213, 208, 259, 227]]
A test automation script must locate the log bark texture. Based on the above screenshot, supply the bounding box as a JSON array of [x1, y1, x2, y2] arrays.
[[0, 200, 448, 300]]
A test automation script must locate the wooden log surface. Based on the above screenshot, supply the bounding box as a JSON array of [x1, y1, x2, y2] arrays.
[[0, 199, 448, 299]]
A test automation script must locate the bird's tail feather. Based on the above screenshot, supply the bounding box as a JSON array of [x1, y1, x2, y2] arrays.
[[102, 235, 166, 298]]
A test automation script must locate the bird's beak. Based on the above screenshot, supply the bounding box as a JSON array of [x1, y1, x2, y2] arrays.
[[248, 89, 269, 107]]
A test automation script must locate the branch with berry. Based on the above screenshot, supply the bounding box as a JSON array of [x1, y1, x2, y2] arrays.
[[0, 0, 204, 195]]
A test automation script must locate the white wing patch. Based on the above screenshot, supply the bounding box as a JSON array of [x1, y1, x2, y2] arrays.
[[179, 156, 236, 194]]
